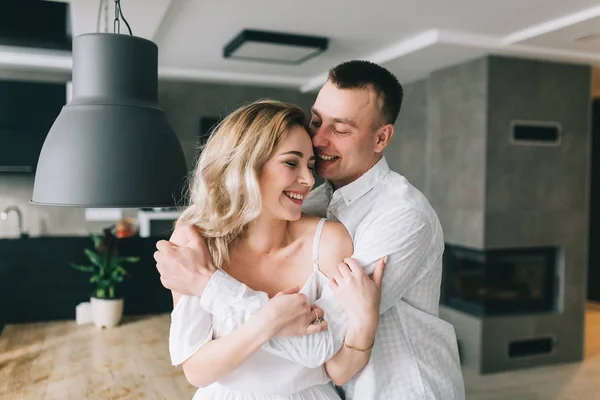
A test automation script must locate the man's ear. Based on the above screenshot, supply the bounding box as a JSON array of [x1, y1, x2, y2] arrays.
[[374, 124, 394, 152]]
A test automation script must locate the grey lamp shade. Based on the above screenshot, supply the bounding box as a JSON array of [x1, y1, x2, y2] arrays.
[[31, 33, 188, 208]]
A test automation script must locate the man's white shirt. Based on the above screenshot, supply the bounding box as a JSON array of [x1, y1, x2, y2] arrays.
[[197, 156, 465, 399]]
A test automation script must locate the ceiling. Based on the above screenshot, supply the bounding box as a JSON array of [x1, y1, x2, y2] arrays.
[[1, 0, 600, 92]]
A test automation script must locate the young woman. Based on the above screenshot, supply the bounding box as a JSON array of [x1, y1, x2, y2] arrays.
[[167, 99, 382, 399]]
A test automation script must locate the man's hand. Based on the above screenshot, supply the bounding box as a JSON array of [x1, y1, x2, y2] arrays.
[[257, 286, 327, 338], [154, 225, 217, 296], [329, 256, 386, 322]]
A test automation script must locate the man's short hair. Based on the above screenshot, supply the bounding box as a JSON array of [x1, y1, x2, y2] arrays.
[[327, 60, 403, 126]]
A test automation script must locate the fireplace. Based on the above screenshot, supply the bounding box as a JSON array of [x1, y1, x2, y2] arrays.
[[441, 245, 558, 317]]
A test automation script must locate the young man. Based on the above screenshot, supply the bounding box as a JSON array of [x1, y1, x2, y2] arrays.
[[155, 61, 465, 399]]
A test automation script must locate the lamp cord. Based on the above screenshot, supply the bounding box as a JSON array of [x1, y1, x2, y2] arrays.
[[96, 0, 104, 32], [113, 0, 133, 36], [97, 0, 132, 35]]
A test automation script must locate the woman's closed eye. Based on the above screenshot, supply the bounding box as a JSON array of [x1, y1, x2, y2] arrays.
[[285, 160, 315, 171]]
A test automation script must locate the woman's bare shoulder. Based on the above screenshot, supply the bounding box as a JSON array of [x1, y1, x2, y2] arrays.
[[296, 213, 323, 225], [289, 214, 323, 237], [313, 219, 354, 279], [294, 213, 349, 239]]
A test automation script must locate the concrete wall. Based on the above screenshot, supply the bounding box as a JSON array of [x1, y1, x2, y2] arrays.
[[426, 57, 488, 249], [439, 305, 483, 371], [385, 79, 428, 192], [480, 56, 591, 372]]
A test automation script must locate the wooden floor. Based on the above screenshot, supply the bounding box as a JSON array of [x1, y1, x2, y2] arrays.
[[1, 305, 599, 400], [464, 303, 600, 400]]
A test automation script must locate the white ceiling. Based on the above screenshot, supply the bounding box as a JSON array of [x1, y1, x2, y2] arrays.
[[2, 0, 600, 92]]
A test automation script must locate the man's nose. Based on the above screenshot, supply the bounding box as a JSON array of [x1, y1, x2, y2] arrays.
[[311, 126, 329, 148]]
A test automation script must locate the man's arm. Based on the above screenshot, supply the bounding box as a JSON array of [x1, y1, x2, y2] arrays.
[[352, 205, 440, 314]]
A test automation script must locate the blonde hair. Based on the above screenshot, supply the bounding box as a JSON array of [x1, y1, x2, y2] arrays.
[[178, 99, 307, 269]]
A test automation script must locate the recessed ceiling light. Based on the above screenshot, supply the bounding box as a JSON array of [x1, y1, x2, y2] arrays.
[[223, 29, 328, 65]]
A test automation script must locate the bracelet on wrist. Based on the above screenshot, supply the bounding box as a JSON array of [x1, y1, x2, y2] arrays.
[[342, 338, 375, 352]]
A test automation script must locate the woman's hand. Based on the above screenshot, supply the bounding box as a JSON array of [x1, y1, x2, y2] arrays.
[[255, 287, 327, 338], [329, 256, 386, 323]]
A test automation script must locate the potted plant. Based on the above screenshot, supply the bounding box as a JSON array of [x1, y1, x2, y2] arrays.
[[72, 226, 139, 328]]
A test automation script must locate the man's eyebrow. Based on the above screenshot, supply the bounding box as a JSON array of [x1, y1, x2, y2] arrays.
[[311, 108, 358, 128], [333, 117, 358, 128]]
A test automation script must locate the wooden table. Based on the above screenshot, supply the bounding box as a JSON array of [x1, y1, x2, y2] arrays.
[[0, 314, 196, 399]]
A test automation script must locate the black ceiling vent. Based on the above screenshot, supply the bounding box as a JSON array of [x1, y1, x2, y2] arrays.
[[0, 0, 71, 51]]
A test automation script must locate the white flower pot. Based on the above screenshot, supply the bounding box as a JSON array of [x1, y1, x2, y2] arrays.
[[90, 297, 124, 328]]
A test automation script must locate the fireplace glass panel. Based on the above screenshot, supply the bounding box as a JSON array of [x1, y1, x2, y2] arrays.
[[441, 245, 558, 316]]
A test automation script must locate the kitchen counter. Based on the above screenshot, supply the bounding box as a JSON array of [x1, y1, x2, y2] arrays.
[[0, 314, 195, 399]]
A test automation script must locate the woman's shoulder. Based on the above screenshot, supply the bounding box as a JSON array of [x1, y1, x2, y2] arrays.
[[295, 215, 353, 278], [294, 214, 348, 240]]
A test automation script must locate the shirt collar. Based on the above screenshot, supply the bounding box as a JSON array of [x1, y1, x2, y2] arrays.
[[325, 156, 390, 206]]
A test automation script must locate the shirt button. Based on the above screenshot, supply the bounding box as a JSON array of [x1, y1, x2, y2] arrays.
[[327, 210, 338, 221]]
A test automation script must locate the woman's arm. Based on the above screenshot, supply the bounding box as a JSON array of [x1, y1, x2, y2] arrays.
[[170, 288, 323, 388], [174, 296, 270, 387]]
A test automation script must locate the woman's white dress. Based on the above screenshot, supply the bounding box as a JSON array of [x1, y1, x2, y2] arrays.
[[169, 218, 348, 400]]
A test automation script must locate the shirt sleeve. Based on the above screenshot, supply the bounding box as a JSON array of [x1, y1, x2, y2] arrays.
[[169, 294, 214, 366], [351, 205, 442, 314], [200, 269, 347, 368]]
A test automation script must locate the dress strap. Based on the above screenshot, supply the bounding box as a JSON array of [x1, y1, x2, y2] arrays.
[[312, 218, 327, 272]]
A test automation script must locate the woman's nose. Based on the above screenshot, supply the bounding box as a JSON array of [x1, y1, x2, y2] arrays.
[[299, 166, 315, 187]]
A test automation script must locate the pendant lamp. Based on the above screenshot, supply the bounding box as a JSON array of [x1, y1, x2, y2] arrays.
[[31, 0, 188, 208]]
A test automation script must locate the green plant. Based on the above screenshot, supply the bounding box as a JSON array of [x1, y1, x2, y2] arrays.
[[71, 227, 140, 299]]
